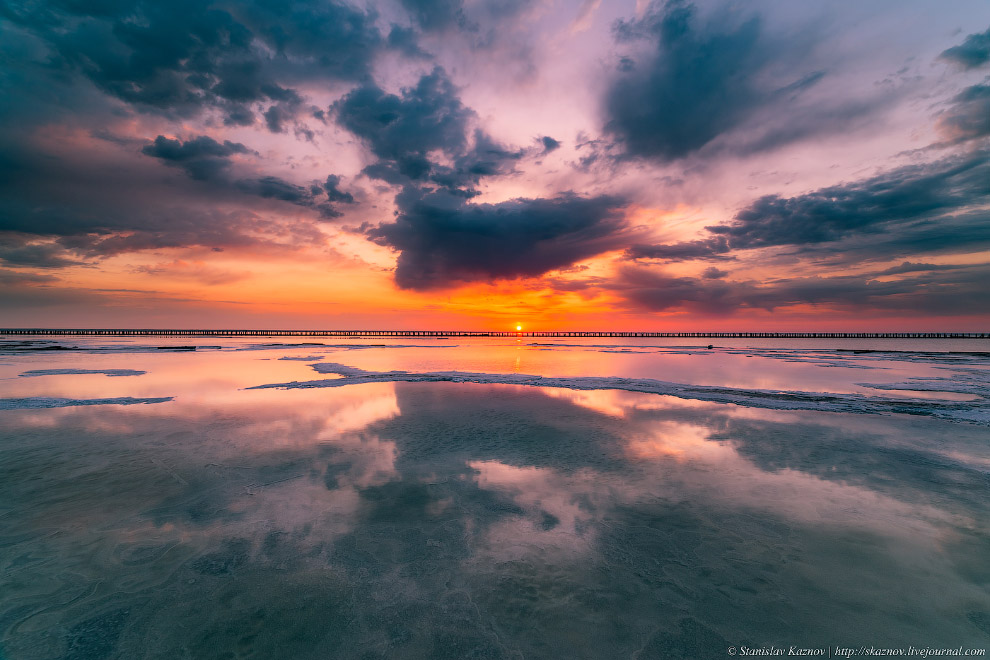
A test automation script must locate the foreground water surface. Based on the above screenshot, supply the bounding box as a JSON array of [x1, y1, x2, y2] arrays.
[[1, 336, 989, 659]]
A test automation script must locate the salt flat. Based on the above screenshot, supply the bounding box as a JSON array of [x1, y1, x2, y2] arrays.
[[1, 336, 988, 658]]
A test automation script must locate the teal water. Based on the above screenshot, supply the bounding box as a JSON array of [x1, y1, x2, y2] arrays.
[[1, 337, 988, 658]]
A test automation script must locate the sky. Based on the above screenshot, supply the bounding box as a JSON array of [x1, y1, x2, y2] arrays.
[[1, 0, 988, 331]]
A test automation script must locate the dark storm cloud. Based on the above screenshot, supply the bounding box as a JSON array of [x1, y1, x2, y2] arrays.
[[737, 207, 990, 272], [95, 208, 304, 252], [445, 130, 523, 183], [625, 237, 731, 261], [333, 67, 524, 195], [0, 269, 59, 286], [2, 0, 384, 125], [627, 151, 990, 268], [233, 175, 346, 218], [0, 196, 320, 260], [224, 105, 257, 127], [263, 105, 292, 133], [707, 150, 990, 249], [386, 25, 431, 58], [939, 27, 990, 69], [394, 0, 532, 49], [602, 0, 876, 162], [0, 240, 85, 268], [398, 0, 468, 32], [140, 135, 253, 181], [233, 176, 346, 219], [234, 176, 313, 204], [937, 84, 990, 143], [0, 134, 332, 262], [141, 135, 354, 218], [874, 262, 969, 276], [333, 67, 473, 170], [323, 175, 356, 205], [701, 266, 728, 279], [605, 0, 767, 160], [368, 189, 630, 290], [616, 267, 741, 314], [614, 263, 990, 315], [68, 210, 323, 255]]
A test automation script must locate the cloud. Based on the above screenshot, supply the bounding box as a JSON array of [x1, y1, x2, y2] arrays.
[[323, 175, 356, 204], [0, 123, 354, 271], [59, 208, 323, 256], [602, 0, 878, 162], [386, 25, 432, 58], [0, 187, 326, 260], [398, 0, 468, 32], [571, 0, 603, 33], [333, 67, 524, 195], [706, 150, 990, 250], [817, 209, 990, 266], [141, 135, 353, 218], [234, 176, 311, 203], [614, 263, 990, 315], [874, 262, 969, 276], [625, 237, 731, 261], [0, 268, 60, 286], [604, 0, 767, 160], [263, 105, 292, 133], [540, 136, 561, 153], [0, 238, 86, 268], [133, 259, 249, 285], [701, 266, 728, 279], [937, 84, 990, 144], [615, 266, 742, 314], [140, 135, 253, 181], [3, 0, 384, 125], [368, 189, 630, 290], [333, 67, 473, 174], [394, 0, 534, 51], [622, 152, 990, 270], [939, 27, 990, 69], [442, 130, 524, 187], [232, 177, 346, 219]]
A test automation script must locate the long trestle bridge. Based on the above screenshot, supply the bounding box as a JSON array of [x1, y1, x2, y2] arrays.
[[2, 329, 987, 339]]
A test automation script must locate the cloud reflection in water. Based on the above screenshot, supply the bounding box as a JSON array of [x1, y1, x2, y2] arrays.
[[1, 362, 989, 657]]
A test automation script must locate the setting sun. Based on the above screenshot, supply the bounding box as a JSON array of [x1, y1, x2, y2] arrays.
[[516, 324, 522, 331]]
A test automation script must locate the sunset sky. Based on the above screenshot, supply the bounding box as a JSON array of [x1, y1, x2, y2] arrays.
[[1, 0, 988, 330]]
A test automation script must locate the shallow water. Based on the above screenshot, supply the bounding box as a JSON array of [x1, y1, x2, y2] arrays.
[[1, 337, 988, 658]]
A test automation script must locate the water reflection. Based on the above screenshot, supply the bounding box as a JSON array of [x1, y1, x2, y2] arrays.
[[1, 358, 989, 658]]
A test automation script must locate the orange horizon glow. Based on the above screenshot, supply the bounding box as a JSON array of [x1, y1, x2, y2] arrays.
[[9, 256, 987, 332], [4, 124, 987, 331]]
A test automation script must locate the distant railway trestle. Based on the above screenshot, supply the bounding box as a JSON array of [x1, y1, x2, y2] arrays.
[[1, 329, 987, 339]]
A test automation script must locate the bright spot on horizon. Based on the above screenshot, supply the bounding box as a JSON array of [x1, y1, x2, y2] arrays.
[[516, 324, 522, 331]]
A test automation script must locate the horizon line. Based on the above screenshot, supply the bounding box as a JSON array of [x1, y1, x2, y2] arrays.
[[2, 329, 988, 339]]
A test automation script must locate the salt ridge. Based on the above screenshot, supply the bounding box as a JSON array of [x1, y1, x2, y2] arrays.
[[246, 362, 990, 426]]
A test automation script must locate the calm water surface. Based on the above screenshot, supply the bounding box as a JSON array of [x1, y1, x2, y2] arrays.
[[1, 337, 988, 658]]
